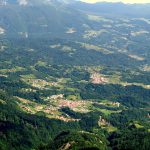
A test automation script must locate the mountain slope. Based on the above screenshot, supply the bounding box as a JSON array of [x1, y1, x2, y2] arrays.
[[0, 0, 87, 38], [70, 1, 150, 18]]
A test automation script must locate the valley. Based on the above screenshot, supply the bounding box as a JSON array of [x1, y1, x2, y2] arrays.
[[0, 0, 150, 150]]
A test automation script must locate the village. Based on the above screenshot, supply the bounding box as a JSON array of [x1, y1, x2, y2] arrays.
[[23, 78, 58, 89], [90, 73, 108, 84]]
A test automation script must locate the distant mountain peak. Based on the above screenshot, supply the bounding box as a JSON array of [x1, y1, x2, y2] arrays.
[[18, 0, 28, 5], [58, 0, 77, 4], [0, 0, 28, 5], [0, 0, 77, 6]]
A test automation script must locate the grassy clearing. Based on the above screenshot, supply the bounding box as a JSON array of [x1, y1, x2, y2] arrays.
[[83, 30, 109, 40], [0, 66, 25, 73], [87, 15, 113, 23], [102, 72, 150, 89], [102, 126, 118, 133], [93, 106, 121, 116], [21, 74, 36, 79], [134, 123, 144, 129], [80, 42, 113, 54]]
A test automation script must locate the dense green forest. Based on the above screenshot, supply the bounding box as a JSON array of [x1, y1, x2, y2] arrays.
[[0, 38, 149, 150]]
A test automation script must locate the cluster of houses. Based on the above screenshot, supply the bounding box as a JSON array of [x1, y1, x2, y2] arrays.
[[98, 116, 110, 126], [110, 102, 120, 107], [27, 79, 57, 89], [49, 94, 64, 100], [91, 73, 108, 84], [55, 116, 80, 122]]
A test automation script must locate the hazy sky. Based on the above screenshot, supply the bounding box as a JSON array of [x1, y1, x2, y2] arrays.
[[80, 0, 150, 4]]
